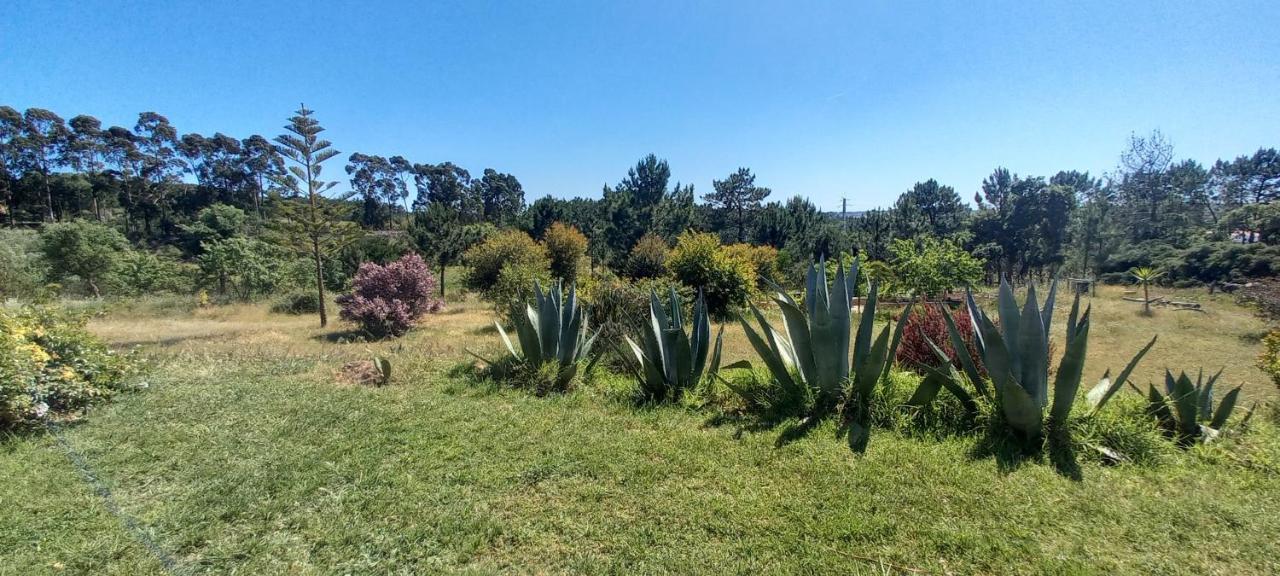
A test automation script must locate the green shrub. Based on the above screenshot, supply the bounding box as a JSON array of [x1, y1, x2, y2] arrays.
[[626, 233, 669, 279], [111, 249, 196, 296], [889, 237, 983, 299], [579, 270, 690, 368], [40, 220, 129, 298], [271, 290, 323, 315], [463, 229, 550, 300], [0, 229, 48, 300], [723, 243, 781, 290], [492, 260, 553, 320], [0, 306, 138, 429], [197, 237, 287, 301], [542, 222, 588, 284], [666, 231, 754, 318]]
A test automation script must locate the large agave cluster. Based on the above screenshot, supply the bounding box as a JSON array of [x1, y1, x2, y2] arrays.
[[938, 279, 1156, 442], [481, 281, 600, 391], [621, 288, 724, 402], [736, 259, 911, 451]]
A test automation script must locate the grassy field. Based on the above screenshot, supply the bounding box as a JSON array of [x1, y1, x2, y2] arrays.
[[2, 285, 1279, 575]]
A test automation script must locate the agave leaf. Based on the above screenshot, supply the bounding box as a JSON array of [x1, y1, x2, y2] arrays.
[[1209, 385, 1242, 430], [833, 263, 853, 387], [495, 321, 520, 359], [1017, 284, 1048, 407], [997, 278, 1022, 374], [1146, 384, 1177, 435], [738, 308, 799, 394], [674, 324, 694, 389], [936, 364, 980, 417], [1199, 367, 1225, 421], [846, 257, 861, 303], [940, 304, 989, 398], [1170, 372, 1200, 439], [558, 285, 580, 365], [853, 279, 880, 379], [964, 288, 986, 355], [580, 326, 601, 360], [538, 283, 560, 363], [516, 305, 542, 362], [1041, 278, 1058, 339], [906, 369, 945, 408], [1164, 370, 1176, 396], [809, 292, 844, 402], [776, 298, 819, 390], [1087, 335, 1157, 414], [1066, 291, 1082, 342], [706, 325, 725, 381], [625, 336, 666, 395], [881, 300, 913, 381], [1001, 378, 1043, 439], [975, 309, 1014, 400], [1049, 318, 1090, 426], [690, 292, 712, 384], [857, 325, 892, 399]]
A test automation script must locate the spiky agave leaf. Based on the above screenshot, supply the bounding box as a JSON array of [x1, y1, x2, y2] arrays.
[[1086, 335, 1157, 414], [1209, 384, 1242, 430], [1048, 307, 1089, 426]]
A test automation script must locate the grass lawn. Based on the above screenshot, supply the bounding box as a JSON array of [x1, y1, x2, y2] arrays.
[[2, 285, 1279, 574]]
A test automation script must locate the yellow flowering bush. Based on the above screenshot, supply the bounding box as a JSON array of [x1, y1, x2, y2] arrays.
[[1257, 330, 1280, 393], [0, 307, 138, 429]]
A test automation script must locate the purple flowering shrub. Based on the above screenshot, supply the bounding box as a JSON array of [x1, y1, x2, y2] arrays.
[[336, 253, 443, 338]]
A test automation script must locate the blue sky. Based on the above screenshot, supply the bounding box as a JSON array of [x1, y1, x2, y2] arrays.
[[3, 1, 1278, 210]]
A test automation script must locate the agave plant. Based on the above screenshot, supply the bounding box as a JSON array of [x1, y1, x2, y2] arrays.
[[736, 259, 911, 451], [372, 356, 392, 387], [1144, 369, 1254, 446], [939, 279, 1156, 442], [622, 288, 725, 402], [474, 281, 601, 391]]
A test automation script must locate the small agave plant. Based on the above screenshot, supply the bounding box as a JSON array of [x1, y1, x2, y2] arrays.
[[473, 281, 601, 391], [939, 279, 1156, 443], [736, 258, 911, 452], [1143, 369, 1255, 446], [622, 288, 725, 402]]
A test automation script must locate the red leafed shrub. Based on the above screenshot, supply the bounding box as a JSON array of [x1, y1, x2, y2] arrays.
[[895, 304, 985, 376], [336, 253, 443, 338]]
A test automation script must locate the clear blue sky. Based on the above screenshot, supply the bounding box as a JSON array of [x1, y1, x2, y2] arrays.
[[4, 1, 1278, 211]]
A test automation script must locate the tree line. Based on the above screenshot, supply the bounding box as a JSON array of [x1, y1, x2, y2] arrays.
[[3, 104, 1279, 294]]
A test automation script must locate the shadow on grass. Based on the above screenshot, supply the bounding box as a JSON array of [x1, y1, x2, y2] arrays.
[[311, 329, 371, 344], [968, 424, 1082, 480]]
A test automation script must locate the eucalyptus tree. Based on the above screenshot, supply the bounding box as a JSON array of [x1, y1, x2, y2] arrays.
[[0, 106, 22, 225], [102, 126, 142, 234], [346, 152, 405, 228], [133, 112, 185, 235], [473, 168, 525, 226], [67, 115, 107, 219], [272, 105, 361, 327], [18, 108, 70, 222], [240, 135, 284, 220]]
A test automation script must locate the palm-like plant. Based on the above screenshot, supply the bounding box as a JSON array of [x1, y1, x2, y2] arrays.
[[940, 279, 1156, 442], [1129, 267, 1165, 315], [622, 288, 725, 402], [736, 259, 911, 451]]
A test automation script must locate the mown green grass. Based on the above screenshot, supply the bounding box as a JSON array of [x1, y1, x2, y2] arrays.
[[2, 291, 1279, 574]]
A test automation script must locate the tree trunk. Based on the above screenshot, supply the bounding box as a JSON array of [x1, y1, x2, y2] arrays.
[[89, 278, 101, 299], [42, 170, 55, 222], [1142, 283, 1150, 314], [314, 236, 328, 327]]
